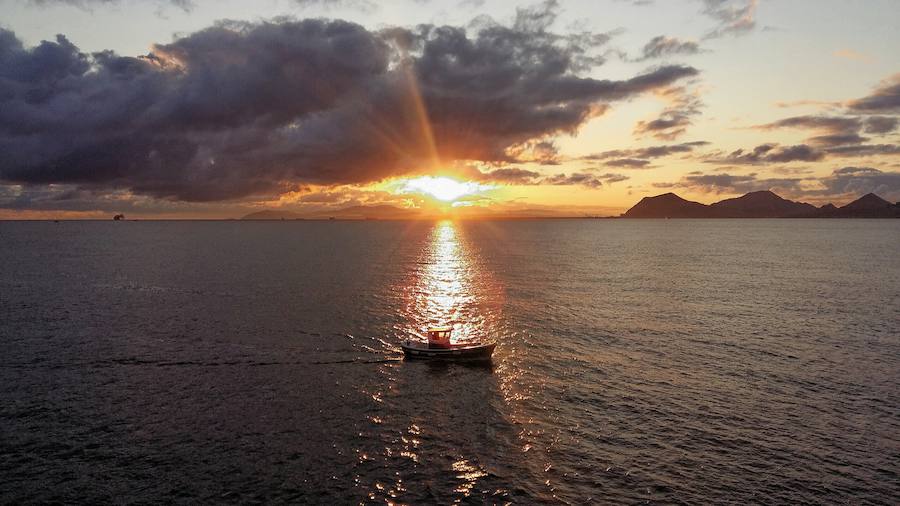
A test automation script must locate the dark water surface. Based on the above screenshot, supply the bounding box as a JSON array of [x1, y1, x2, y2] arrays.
[[1, 219, 898, 504]]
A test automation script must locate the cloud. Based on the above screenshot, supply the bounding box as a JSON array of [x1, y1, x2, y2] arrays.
[[847, 74, 900, 113], [584, 140, 708, 169], [653, 171, 803, 194], [634, 85, 704, 140], [806, 134, 870, 147], [743, 108, 898, 161], [0, 183, 233, 215], [0, 10, 699, 205], [634, 114, 692, 140], [542, 172, 603, 188], [752, 114, 896, 146], [762, 144, 826, 163], [503, 140, 562, 165], [815, 167, 900, 201], [586, 141, 708, 160], [477, 167, 542, 184], [825, 144, 900, 157], [755, 115, 861, 136], [708, 144, 825, 165], [863, 116, 899, 134], [701, 0, 758, 39], [762, 77, 900, 142], [28, 0, 194, 11], [710, 139, 898, 165], [638, 36, 701, 60], [595, 172, 629, 184], [603, 158, 653, 168]]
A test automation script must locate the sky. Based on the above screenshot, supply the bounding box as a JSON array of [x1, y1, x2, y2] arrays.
[[0, 0, 898, 219]]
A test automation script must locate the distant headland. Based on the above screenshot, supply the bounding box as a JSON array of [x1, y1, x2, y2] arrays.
[[621, 191, 899, 219]]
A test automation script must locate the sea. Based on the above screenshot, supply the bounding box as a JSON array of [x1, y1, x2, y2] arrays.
[[1, 219, 898, 504]]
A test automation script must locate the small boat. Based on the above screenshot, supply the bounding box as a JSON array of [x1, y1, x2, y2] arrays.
[[401, 326, 496, 362]]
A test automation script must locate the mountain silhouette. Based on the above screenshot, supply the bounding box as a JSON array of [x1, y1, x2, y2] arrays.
[[621, 193, 711, 218], [835, 193, 897, 217], [623, 191, 899, 218], [709, 190, 818, 218]]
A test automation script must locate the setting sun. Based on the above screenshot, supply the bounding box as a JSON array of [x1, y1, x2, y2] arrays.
[[400, 176, 493, 202]]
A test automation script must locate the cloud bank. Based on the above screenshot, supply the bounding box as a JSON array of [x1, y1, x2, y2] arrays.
[[0, 7, 699, 204]]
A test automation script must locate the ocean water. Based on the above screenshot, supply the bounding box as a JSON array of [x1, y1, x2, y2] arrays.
[[1, 219, 898, 504]]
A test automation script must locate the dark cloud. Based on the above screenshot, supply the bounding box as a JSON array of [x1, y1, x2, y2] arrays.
[[825, 144, 900, 157], [0, 184, 219, 214], [807, 134, 869, 147], [543, 172, 603, 188], [701, 0, 758, 39], [751, 113, 897, 152], [753, 111, 897, 148], [604, 158, 652, 168], [503, 140, 562, 165], [763, 145, 825, 163], [634, 114, 692, 140], [864, 116, 899, 134], [477, 167, 542, 184], [0, 10, 699, 205], [585, 140, 708, 169], [538, 168, 627, 185], [755, 115, 862, 136], [770, 166, 814, 175], [815, 167, 900, 201], [711, 139, 898, 165], [633, 85, 703, 140], [653, 171, 803, 194], [586, 141, 708, 160], [709, 144, 825, 165], [639, 36, 701, 60], [595, 172, 629, 184], [846, 74, 900, 113]]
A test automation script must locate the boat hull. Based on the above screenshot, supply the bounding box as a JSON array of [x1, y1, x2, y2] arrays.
[[401, 341, 496, 362]]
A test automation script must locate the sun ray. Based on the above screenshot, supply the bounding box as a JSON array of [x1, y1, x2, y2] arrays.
[[402, 62, 441, 170]]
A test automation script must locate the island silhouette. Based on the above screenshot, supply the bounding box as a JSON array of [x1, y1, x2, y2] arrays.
[[622, 191, 899, 219]]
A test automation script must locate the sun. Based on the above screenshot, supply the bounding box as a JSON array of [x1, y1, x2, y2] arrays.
[[400, 176, 492, 202]]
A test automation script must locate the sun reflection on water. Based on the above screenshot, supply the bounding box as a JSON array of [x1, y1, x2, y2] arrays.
[[363, 220, 530, 502], [403, 220, 485, 344]]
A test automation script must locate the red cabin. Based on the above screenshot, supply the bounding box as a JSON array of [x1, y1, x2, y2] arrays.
[[427, 326, 453, 349]]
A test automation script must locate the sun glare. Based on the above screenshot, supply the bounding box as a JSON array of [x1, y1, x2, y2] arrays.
[[401, 176, 492, 202]]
